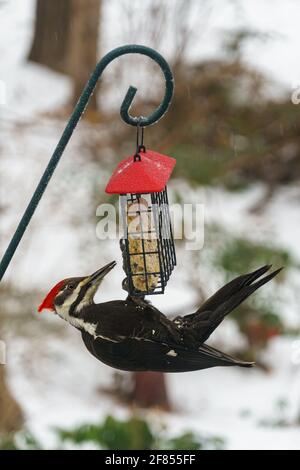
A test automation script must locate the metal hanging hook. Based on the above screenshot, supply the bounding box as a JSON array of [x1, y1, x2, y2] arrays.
[[119, 45, 174, 126], [0, 45, 174, 282]]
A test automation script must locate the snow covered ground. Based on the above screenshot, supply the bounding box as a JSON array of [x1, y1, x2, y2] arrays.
[[1, 0, 300, 450], [8, 330, 300, 450]]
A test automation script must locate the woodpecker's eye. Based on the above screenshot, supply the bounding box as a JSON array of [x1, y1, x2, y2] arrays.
[[68, 283, 75, 290]]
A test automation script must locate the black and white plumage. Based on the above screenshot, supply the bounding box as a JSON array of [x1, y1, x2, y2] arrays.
[[39, 263, 281, 373]]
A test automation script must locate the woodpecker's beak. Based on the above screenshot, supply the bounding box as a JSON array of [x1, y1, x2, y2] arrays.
[[86, 261, 117, 286]]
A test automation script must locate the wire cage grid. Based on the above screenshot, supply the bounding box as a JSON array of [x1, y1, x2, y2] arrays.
[[120, 187, 176, 296]]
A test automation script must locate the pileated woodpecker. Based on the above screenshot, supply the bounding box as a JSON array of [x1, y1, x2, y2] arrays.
[[38, 262, 281, 372]]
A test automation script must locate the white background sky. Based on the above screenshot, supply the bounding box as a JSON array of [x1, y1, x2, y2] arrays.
[[213, 0, 300, 89]]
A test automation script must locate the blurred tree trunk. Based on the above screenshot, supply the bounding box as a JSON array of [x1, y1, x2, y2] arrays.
[[0, 367, 23, 435], [28, 0, 72, 74], [67, 0, 101, 110], [28, 0, 101, 110], [132, 372, 170, 410]]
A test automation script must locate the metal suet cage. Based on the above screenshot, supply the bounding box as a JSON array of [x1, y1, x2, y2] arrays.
[[106, 147, 176, 297]]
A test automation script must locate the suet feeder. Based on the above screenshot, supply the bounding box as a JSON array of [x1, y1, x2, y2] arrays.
[[105, 145, 176, 296]]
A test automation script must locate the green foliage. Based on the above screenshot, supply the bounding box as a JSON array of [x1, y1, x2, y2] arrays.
[[259, 310, 283, 329], [217, 236, 294, 277], [0, 436, 19, 450], [57, 415, 154, 450], [172, 144, 233, 186], [162, 432, 224, 451], [56, 415, 225, 450], [0, 431, 41, 450], [0, 417, 225, 450]]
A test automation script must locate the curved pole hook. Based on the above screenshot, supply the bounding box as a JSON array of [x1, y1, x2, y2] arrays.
[[0, 45, 174, 282], [80, 44, 174, 127], [118, 45, 174, 126]]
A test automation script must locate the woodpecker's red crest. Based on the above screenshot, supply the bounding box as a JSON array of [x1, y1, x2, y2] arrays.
[[38, 280, 67, 312]]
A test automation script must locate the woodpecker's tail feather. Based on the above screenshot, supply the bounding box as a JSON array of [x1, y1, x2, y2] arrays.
[[185, 265, 282, 343], [198, 265, 276, 314], [199, 344, 254, 368]]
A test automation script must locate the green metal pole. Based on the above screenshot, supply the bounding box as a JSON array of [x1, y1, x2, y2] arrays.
[[0, 44, 174, 282]]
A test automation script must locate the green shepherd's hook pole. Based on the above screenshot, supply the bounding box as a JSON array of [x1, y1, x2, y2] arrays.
[[0, 45, 174, 283]]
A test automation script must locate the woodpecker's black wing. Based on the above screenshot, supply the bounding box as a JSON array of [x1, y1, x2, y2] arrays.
[[176, 265, 282, 344], [83, 298, 183, 345], [79, 266, 280, 372], [81, 330, 253, 372]]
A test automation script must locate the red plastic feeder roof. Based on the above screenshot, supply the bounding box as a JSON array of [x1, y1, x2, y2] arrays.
[[105, 149, 176, 194]]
